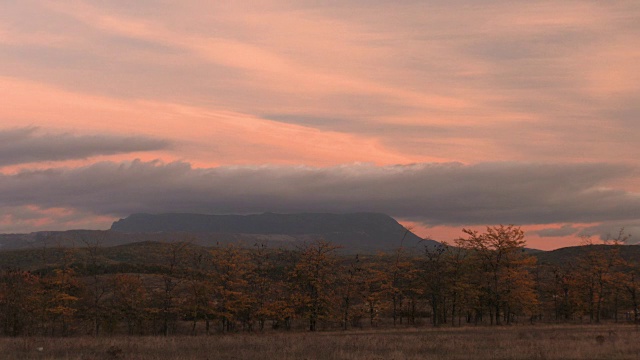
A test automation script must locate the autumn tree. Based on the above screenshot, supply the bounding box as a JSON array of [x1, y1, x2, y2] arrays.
[[255, 247, 296, 330], [421, 244, 449, 326], [442, 242, 476, 326], [209, 244, 253, 332], [623, 260, 640, 323], [246, 242, 279, 331], [182, 250, 214, 335], [154, 242, 189, 336], [290, 240, 340, 331], [36, 247, 82, 336], [388, 229, 415, 326], [574, 231, 628, 322], [457, 225, 538, 325], [360, 256, 390, 327], [541, 263, 581, 321], [79, 237, 110, 337], [111, 274, 149, 335], [41, 267, 81, 336], [419, 242, 474, 327], [339, 254, 366, 329], [0, 269, 41, 336]]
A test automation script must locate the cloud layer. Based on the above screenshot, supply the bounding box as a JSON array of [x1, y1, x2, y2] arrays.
[[2, 160, 638, 236], [0, 127, 170, 167]]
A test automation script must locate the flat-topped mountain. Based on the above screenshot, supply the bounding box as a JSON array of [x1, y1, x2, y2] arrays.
[[112, 212, 405, 234], [0, 213, 436, 253], [111, 212, 435, 251]]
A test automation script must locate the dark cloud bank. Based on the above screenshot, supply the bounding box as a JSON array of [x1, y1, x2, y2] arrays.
[[2, 159, 639, 240], [0, 127, 171, 166]]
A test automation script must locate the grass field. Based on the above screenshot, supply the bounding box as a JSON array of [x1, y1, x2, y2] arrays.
[[1, 324, 639, 359]]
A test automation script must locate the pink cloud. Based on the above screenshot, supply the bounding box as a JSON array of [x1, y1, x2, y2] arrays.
[[0, 77, 426, 168]]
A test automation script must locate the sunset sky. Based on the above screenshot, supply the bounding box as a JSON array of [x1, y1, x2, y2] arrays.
[[1, 1, 639, 249]]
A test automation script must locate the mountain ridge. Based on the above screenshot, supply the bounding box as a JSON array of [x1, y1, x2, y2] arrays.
[[0, 212, 437, 253], [111, 212, 434, 252]]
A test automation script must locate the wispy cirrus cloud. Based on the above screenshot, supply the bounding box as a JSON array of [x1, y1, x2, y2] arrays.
[[0, 78, 420, 167], [1, 0, 638, 168]]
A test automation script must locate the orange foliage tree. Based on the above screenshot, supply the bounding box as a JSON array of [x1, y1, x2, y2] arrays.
[[457, 225, 538, 325], [290, 241, 340, 331]]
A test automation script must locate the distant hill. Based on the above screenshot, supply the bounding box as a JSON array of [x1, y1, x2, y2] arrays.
[[111, 212, 436, 253], [534, 244, 640, 266]]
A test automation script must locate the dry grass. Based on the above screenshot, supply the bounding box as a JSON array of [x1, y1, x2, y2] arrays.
[[1, 324, 639, 359]]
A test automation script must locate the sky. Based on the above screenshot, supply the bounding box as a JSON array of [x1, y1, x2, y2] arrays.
[[0, 0, 639, 250]]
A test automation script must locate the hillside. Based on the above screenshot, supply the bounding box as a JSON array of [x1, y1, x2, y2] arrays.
[[534, 244, 640, 266]]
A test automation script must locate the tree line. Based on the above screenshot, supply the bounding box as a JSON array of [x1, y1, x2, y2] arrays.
[[0, 225, 638, 337]]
